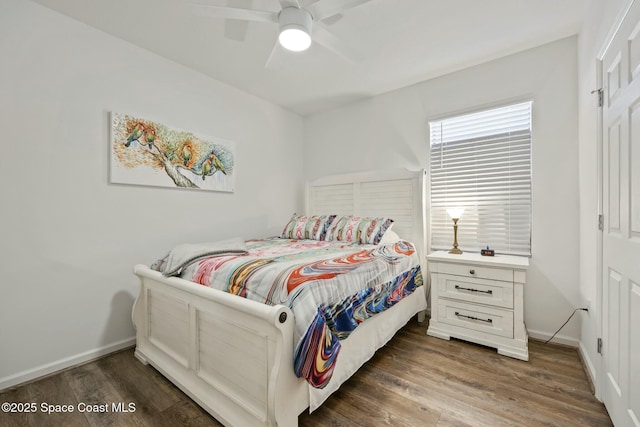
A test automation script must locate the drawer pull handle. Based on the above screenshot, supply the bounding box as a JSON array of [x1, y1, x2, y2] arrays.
[[455, 285, 493, 295], [469, 269, 476, 275], [455, 312, 493, 324]]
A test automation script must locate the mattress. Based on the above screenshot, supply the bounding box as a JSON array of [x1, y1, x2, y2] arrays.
[[175, 237, 424, 388]]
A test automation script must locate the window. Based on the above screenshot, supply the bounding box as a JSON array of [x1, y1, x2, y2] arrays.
[[429, 101, 532, 256]]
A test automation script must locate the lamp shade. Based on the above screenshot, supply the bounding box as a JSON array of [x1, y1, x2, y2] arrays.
[[446, 207, 465, 219]]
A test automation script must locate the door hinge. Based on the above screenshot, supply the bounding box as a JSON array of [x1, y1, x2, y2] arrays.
[[598, 214, 604, 231], [592, 88, 604, 107], [597, 338, 603, 354]]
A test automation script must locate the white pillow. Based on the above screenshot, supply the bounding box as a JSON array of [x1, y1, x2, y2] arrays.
[[324, 216, 394, 244]]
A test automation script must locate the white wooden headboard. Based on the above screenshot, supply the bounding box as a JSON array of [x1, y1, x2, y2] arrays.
[[305, 169, 427, 263]]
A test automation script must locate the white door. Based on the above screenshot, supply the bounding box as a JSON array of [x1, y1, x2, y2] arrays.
[[601, 0, 640, 425]]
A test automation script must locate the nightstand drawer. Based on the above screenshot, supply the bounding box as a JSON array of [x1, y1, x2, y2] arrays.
[[437, 274, 513, 309], [437, 300, 514, 338], [433, 262, 513, 282]]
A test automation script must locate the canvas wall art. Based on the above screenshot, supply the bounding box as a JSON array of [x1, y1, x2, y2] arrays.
[[110, 112, 235, 192]]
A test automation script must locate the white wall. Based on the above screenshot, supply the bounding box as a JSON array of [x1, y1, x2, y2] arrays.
[[0, 0, 304, 388], [577, 0, 630, 392], [304, 37, 581, 344]]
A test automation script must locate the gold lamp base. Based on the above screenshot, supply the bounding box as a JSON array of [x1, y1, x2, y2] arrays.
[[449, 218, 462, 254]]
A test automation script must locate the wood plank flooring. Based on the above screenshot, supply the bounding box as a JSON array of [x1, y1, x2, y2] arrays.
[[0, 320, 612, 427]]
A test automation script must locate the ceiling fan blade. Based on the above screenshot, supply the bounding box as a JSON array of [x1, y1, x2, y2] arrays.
[[264, 40, 286, 69], [322, 14, 343, 25], [301, 0, 343, 25], [222, 0, 254, 42], [224, 20, 250, 41], [309, 0, 372, 21], [191, 3, 278, 23], [301, 0, 321, 7], [313, 24, 363, 63], [279, 0, 302, 8]]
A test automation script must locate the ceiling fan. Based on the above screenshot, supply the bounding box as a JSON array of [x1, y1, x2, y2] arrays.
[[191, 0, 373, 67]]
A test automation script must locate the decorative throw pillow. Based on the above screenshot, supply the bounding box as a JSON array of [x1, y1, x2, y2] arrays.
[[325, 216, 394, 245], [378, 227, 401, 244], [281, 214, 337, 240]]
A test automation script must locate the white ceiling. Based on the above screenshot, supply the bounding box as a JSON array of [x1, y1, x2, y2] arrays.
[[31, 0, 585, 116]]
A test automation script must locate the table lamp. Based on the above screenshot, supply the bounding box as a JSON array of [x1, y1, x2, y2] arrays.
[[446, 208, 464, 254]]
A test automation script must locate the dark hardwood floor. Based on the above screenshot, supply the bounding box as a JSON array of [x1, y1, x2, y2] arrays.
[[0, 320, 612, 427]]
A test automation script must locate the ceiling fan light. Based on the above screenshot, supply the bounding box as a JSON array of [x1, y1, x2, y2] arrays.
[[279, 27, 311, 51], [278, 7, 313, 52]]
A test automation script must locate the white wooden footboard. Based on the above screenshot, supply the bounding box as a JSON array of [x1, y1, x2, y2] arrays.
[[132, 265, 308, 427]]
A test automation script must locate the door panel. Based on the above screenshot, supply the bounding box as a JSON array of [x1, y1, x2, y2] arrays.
[[608, 52, 622, 104], [632, 102, 640, 235], [630, 21, 640, 80], [605, 269, 622, 391], [630, 282, 640, 425], [608, 120, 621, 232]]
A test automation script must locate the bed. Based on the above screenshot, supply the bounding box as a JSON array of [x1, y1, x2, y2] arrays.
[[131, 169, 428, 426]]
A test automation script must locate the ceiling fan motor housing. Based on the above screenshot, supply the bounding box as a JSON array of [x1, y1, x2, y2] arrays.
[[279, 6, 313, 38]]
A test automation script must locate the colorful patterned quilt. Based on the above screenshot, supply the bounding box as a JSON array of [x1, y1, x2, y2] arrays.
[[179, 238, 423, 388]]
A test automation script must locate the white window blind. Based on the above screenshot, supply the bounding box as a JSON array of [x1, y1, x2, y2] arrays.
[[429, 101, 532, 256]]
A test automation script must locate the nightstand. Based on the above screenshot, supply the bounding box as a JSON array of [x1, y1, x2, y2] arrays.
[[426, 250, 529, 361]]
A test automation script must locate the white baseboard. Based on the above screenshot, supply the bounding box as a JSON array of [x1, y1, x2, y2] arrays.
[[0, 337, 136, 391], [527, 328, 579, 347], [578, 340, 600, 400]]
